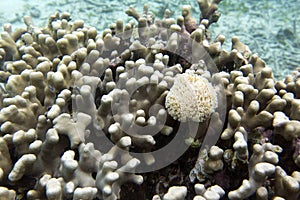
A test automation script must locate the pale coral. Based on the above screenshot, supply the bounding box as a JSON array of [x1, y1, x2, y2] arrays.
[[165, 72, 217, 122]]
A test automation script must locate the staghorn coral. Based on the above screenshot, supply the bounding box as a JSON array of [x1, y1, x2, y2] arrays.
[[197, 0, 222, 26], [228, 143, 282, 199], [0, 1, 299, 200], [153, 186, 187, 200], [0, 137, 12, 182], [189, 145, 224, 182], [152, 184, 225, 200], [194, 183, 225, 200]]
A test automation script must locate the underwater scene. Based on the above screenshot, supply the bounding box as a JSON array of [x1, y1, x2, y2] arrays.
[[0, 0, 299, 199]]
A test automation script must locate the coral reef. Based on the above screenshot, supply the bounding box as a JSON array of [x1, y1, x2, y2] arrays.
[[0, 1, 299, 200], [2, 0, 300, 79]]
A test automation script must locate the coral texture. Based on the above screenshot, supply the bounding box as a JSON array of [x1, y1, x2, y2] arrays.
[[165, 72, 217, 122], [0, 1, 299, 200]]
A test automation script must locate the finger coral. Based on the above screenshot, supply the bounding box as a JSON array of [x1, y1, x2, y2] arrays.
[[0, 1, 299, 200]]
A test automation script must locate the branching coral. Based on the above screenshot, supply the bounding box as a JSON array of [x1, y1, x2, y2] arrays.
[[0, 1, 299, 200]]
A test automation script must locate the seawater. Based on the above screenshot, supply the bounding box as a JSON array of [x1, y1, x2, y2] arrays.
[[0, 0, 299, 79]]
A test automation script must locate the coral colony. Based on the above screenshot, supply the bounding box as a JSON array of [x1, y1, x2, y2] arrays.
[[0, 0, 300, 199]]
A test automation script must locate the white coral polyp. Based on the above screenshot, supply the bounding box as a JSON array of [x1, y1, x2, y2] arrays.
[[165, 72, 217, 122]]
